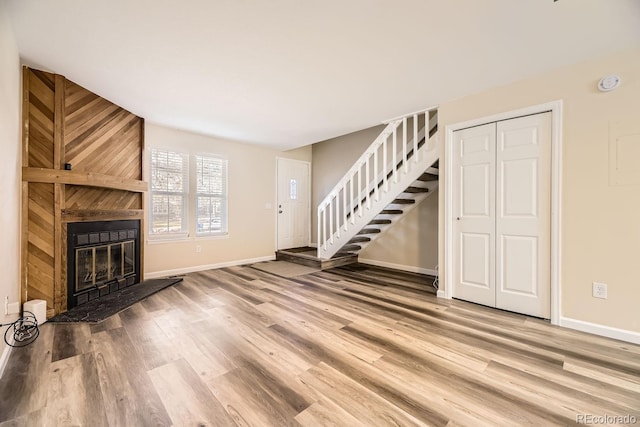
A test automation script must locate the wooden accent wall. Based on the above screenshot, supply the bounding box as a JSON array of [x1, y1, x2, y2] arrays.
[[21, 67, 147, 316]]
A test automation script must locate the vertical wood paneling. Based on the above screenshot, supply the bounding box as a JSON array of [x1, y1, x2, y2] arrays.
[[21, 67, 31, 304], [54, 75, 66, 314], [27, 183, 55, 310], [24, 69, 56, 309]]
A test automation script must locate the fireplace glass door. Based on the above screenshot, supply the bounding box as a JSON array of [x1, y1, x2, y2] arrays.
[[75, 240, 135, 293]]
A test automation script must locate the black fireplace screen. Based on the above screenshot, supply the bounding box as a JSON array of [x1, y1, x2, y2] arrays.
[[67, 220, 141, 309]]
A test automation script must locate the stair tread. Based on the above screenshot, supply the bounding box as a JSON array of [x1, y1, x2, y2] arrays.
[[380, 209, 403, 214], [369, 219, 392, 225], [348, 236, 371, 243], [404, 186, 429, 193], [358, 228, 381, 234], [391, 198, 415, 204], [417, 173, 438, 182]]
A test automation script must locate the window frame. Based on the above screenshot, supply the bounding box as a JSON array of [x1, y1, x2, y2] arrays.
[[148, 148, 190, 240], [147, 148, 229, 242], [195, 153, 228, 237]]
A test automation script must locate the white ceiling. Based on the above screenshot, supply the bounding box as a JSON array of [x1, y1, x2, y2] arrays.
[[5, 0, 640, 150]]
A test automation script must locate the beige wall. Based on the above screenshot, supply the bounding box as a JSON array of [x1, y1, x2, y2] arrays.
[[0, 0, 21, 367], [144, 123, 311, 276], [438, 46, 640, 333], [311, 125, 439, 273], [360, 189, 438, 273]]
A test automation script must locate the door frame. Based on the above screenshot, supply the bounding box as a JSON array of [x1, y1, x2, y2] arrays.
[[443, 100, 563, 325], [275, 157, 312, 250]]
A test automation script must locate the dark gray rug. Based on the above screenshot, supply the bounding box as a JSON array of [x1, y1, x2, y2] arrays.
[[48, 277, 183, 323]]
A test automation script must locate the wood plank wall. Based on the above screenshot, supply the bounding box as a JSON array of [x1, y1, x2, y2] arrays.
[[21, 67, 146, 316]]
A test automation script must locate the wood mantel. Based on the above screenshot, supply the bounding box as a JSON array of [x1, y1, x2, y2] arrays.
[[21, 67, 146, 316], [23, 167, 148, 193], [62, 209, 145, 222]]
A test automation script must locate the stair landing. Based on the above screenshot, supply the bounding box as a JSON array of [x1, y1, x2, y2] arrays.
[[276, 246, 358, 270]]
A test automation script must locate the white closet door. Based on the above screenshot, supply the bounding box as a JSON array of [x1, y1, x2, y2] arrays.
[[452, 123, 496, 307], [495, 113, 551, 318]]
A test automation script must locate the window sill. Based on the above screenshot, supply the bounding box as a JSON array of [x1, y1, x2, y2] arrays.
[[195, 233, 229, 241], [147, 235, 191, 244]]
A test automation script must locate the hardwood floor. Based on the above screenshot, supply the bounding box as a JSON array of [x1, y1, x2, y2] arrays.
[[0, 263, 638, 426]]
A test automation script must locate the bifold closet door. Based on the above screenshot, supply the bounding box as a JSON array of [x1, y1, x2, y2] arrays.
[[452, 123, 497, 308], [495, 113, 551, 318], [453, 112, 551, 318]]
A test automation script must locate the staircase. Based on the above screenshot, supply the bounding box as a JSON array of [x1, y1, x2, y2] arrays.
[[317, 107, 439, 260]]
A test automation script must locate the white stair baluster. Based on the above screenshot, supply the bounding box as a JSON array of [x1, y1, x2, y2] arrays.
[[343, 184, 348, 231], [349, 175, 354, 224], [357, 166, 363, 217], [322, 208, 327, 250], [335, 192, 340, 238], [403, 117, 408, 174], [374, 147, 379, 201], [383, 135, 388, 192], [392, 127, 397, 183], [425, 111, 429, 148], [413, 114, 418, 163], [329, 199, 334, 244], [365, 157, 370, 209], [317, 209, 321, 252]]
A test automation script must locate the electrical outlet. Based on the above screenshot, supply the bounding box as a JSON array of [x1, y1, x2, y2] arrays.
[[593, 282, 607, 299], [195, 245, 202, 253], [7, 302, 20, 315]]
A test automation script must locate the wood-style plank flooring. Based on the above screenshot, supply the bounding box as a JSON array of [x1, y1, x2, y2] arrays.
[[0, 263, 638, 426]]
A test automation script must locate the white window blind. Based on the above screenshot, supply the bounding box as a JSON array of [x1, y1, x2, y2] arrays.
[[150, 148, 189, 236], [196, 155, 228, 236]]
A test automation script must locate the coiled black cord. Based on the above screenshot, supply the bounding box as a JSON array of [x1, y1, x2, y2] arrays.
[[0, 311, 39, 348]]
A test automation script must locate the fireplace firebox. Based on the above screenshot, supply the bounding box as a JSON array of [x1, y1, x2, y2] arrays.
[[67, 220, 141, 309]]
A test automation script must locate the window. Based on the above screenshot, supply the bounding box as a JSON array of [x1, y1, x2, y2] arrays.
[[150, 149, 189, 236], [149, 149, 228, 239], [196, 155, 227, 236]]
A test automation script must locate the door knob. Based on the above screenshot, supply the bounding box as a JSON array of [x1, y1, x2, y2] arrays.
[[279, 210, 283, 214]]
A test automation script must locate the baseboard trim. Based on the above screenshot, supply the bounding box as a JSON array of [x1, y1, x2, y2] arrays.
[[358, 258, 437, 277], [559, 316, 640, 344], [0, 335, 15, 380], [436, 289, 447, 299], [144, 255, 276, 279]]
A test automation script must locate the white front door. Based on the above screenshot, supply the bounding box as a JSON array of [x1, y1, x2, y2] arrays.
[[277, 158, 310, 250], [452, 112, 551, 318], [453, 123, 497, 307]]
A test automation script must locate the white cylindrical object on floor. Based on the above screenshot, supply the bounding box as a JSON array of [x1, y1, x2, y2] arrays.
[[23, 299, 47, 325]]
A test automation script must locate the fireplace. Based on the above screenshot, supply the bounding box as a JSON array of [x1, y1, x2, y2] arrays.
[[67, 220, 141, 309]]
